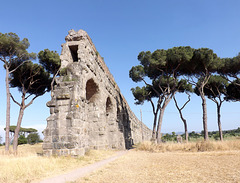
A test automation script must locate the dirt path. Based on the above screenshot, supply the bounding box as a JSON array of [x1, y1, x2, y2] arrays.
[[39, 151, 128, 183]]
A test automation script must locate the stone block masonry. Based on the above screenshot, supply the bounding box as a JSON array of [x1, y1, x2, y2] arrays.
[[43, 29, 152, 156]]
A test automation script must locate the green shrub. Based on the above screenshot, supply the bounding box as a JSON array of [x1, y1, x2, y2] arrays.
[[27, 133, 41, 144], [59, 67, 67, 76], [96, 51, 99, 57], [18, 135, 27, 145]]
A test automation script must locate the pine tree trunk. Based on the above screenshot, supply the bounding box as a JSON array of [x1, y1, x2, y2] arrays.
[[177, 105, 188, 143], [12, 98, 25, 155], [217, 104, 223, 141], [5, 67, 10, 153], [156, 108, 165, 144], [173, 95, 190, 143], [156, 96, 172, 144], [152, 112, 158, 140], [183, 119, 188, 143], [201, 95, 209, 141]]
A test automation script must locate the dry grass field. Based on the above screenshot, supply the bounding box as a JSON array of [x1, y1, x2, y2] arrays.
[[136, 139, 240, 152], [0, 144, 115, 183], [77, 140, 240, 183], [77, 150, 240, 183], [0, 140, 240, 183]]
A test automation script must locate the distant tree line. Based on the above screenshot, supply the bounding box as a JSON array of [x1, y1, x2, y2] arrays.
[[130, 47, 240, 143], [162, 127, 240, 142], [3, 126, 41, 145], [4, 125, 37, 137], [0, 135, 2, 146]]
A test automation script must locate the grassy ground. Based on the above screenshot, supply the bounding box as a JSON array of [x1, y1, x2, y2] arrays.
[[0, 144, 115, 183], [77, 150, 240, 183], [1, 140, 240, 183], [135, 139, 240, 152], [77, 140, 240, 183]]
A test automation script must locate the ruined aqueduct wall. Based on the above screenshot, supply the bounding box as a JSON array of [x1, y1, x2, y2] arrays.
[[43, 30, 152, 156]]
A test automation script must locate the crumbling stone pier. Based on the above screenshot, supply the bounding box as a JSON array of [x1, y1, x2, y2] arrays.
[[43, 30, 151, 156]]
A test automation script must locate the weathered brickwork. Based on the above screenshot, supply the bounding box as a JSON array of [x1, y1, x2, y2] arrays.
[[43, 30, 152, 156]]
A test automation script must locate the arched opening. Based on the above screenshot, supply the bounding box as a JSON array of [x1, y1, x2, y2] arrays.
[[86, 79, 99, 103], [106, 97, 112, 116]]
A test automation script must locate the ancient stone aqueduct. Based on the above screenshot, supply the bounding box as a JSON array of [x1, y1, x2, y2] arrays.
[[43, 30, 152, 156]]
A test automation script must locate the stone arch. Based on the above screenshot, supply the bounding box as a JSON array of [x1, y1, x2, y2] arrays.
[[106, 97, 113, 116], [86, 78, 99, 103]]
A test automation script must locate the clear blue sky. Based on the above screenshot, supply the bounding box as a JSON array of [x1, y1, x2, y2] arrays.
[[1, 0, 240, 141]]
